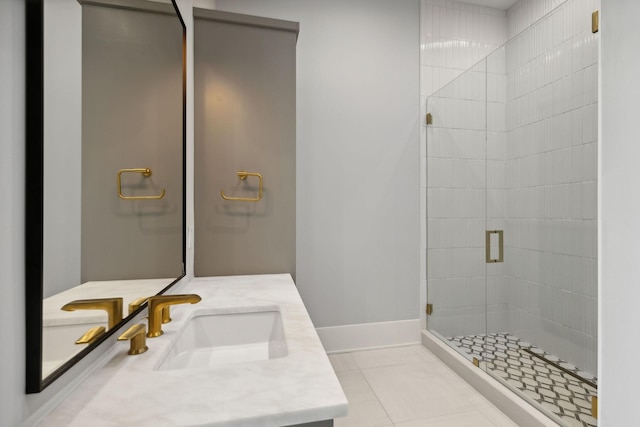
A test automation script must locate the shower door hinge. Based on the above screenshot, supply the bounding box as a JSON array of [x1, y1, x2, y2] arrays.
[[426, 303, 433, 316], [592, 396, 598, 418], [592, 10, 599, 33], [473, 357, 480, 367], [426, 113, 433, 125]]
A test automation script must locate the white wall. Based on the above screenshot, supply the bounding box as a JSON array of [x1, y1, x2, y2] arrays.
[[43, 0, 82, 297], [601, 1, 639, 424], [0, 1, 26, 425], [215, 0, 421, 328]]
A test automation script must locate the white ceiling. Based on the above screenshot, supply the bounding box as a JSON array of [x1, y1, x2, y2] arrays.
[[458, 0, 519, 10]]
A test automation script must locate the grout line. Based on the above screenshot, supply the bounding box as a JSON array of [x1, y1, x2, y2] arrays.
[[357, 359, 399, 426]]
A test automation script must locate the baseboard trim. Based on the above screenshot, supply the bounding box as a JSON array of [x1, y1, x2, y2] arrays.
[[316, 319, 421, 354], [421, 330, 559, 427]]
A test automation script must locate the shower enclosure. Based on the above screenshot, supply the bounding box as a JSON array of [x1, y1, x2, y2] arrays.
[[425, 1, 598, 426]]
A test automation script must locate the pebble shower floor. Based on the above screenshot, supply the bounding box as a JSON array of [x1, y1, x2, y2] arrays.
[[448, 333, 597, 427]]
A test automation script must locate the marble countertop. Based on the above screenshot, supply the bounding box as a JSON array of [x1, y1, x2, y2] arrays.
[[39, 274, 348, 426]]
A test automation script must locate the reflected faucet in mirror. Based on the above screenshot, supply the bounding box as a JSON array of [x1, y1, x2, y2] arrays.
[[75, 326, 106, 345], [61, 297, 124, 329], [147, 294, 202, 337]]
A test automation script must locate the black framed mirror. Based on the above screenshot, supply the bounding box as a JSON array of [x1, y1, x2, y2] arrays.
[[25, 0, 186, 393]]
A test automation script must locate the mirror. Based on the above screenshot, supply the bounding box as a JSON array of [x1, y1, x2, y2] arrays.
[[25, 0, 186, 393]]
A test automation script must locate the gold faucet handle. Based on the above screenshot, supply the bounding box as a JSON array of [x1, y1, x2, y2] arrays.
[[75, 326, 106, 345], [129, 296, 171, 323], [118, 323, 148, 355]]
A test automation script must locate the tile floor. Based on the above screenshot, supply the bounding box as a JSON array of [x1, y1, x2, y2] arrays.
[[448, 333, 597, 427], [328, 344, 518, 427]]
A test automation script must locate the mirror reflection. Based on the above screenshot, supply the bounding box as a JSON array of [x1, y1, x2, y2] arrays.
[[40, 0, 184, 381]]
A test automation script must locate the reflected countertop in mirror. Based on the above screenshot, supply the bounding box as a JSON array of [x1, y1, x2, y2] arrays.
[[43, 279, 175, 327], [41, 278, 175, 378]]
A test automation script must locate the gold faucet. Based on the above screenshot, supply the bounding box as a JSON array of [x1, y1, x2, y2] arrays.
[[129, 296, 171, 323], [118, 323, 148, 355], [61, 297, 123, 329], [147, 294, 201, 337]]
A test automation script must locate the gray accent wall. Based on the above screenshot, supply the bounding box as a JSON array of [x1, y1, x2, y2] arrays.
[[193, 10, 297, 278], [81, 4, 184, 281], [215, 0, 421, 327]]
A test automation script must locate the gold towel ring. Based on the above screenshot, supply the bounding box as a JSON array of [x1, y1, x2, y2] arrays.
[[220, 171, 263, 202]]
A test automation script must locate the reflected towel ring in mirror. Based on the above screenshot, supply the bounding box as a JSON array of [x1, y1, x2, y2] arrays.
[[117, 168, 166, 200], [220, 171, 263, 202]]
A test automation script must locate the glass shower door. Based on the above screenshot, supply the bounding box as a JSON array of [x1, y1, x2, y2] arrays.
[[425, 57, 489, 367]]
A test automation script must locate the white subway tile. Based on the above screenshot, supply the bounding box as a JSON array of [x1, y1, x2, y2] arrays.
[[582, 142, 597, 182], [582, 220, 597, 258], [582, 103, 597, 143], [583, 63, 598, 106]]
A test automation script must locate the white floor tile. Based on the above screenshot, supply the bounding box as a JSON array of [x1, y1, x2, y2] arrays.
[[411, 344, 455, 374], [333, 398, 393, 427], [335, 371, 377, 403], [350, 345, 425, 369], [329, 353, 359, 373], [394, 410, 501, 427], [329, 344, 517, 427], [333, 392, 393, 427], [479, 406, 519, 426], [362, 364, 492, 423]]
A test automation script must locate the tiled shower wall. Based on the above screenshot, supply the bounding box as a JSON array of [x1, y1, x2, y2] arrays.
[[421, 0, 508, 334], [504, 0, 599, 374], [507, 0, 569, 39], [420, 0, 508, 98]]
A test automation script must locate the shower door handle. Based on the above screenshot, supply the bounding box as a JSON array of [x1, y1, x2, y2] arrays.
[[486, 230, 504, 263]]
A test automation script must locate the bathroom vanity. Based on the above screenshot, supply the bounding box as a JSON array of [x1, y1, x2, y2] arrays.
[[38, 274, 348, 426]]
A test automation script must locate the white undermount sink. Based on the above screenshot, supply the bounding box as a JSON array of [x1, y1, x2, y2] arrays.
[[156, 307, 288, 371]]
